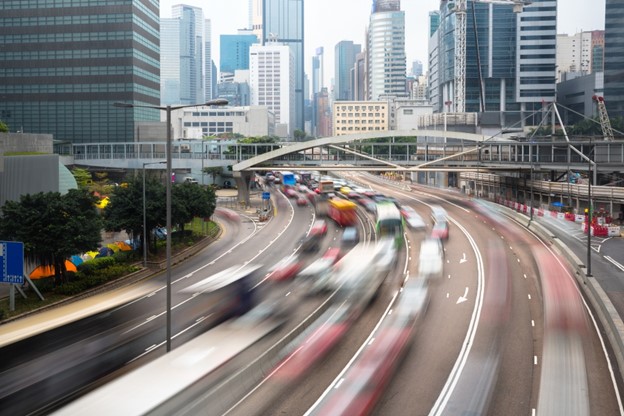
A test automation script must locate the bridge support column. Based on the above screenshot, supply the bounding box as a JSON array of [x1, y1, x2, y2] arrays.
[[233, 171, 252, 208]]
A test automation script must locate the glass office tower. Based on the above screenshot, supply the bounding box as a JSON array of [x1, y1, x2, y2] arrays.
[[0, 1, 160, 143], [368, 0, 407, 100], [262, 0, 304, 133], [604, 0, 624, 117], [220, 34, 259, 74], [335, 41, 361, 101]]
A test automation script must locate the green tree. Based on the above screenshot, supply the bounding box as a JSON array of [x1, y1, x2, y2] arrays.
[[172, 183, 216, 231], [0, 189, 102, 285], [294, 129, 307, 141], [71, 167, 93, 188], [203, 166, 222, 185], [103, 174, 166, 254], [0, 120, 8, 133]]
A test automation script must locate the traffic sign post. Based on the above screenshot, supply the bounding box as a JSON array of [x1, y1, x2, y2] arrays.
[[1, 241, 25, 312], [1, 241, 24, 285]]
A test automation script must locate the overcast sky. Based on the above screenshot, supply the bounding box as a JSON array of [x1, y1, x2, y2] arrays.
[[160, 0, 605, 88]]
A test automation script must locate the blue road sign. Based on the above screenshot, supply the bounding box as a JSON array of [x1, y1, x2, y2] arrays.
[[262, 192, 271, 200], [0, 241, 24, 284]]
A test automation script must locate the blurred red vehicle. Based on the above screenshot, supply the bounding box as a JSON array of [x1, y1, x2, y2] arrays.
[[310, 219, 328, 236], [322, 247, 342, 264], [268, 256, 303, 282], [430, 221, 449, 240]]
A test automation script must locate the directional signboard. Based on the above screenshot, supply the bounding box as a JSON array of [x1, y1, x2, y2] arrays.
[[262, 192, 271, 200], [0, 241, 24, 284]]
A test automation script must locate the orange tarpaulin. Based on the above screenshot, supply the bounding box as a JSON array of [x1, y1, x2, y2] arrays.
[[115, 241, 133, 251], [29, 260, 77, 279]]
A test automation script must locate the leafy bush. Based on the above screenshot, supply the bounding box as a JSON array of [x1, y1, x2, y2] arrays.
[[77, 256, 116, 274], [54, 264, 138, 295]]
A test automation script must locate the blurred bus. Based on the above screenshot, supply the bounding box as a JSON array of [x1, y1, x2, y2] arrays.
[[328, 199, 358, 227], [375, 201, 404, 248], [278, 171, 296, 187]]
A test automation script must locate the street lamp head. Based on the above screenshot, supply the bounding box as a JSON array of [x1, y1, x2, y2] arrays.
[[205, 98, 228, 107]]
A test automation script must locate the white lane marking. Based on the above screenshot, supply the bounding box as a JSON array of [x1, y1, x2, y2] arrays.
[[534, 356, 538, 365], [429, 217, 485, 416], [532, 320, 535, 327], [460, 253, 467, 264], [604, 256, 624, 273], [334, 378, 345, 389], [528, 294, 532, 300], [457, 287, 469, 304]]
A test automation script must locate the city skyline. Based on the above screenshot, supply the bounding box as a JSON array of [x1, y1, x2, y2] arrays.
[[161, 0, 606, 91]]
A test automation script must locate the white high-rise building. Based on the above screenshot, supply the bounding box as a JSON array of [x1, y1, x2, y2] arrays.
[[557, 32, 593, 81], [516, 1, 557, 107], [367, 0, 407, 100], [250, 43, 295, 138]]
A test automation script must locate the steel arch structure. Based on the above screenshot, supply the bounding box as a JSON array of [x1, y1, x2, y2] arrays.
[[232, 129, 489, 172]]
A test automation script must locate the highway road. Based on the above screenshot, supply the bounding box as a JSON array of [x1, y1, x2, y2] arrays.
[[2, 173, 623, 415]]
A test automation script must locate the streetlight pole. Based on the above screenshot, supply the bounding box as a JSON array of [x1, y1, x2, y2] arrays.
[[587, 138, 593, 277], [114, 98, 228, 352], [143, 161, 165, 267]]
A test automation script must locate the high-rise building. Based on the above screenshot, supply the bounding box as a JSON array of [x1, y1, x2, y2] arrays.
[[311, 47, 324, 137], [161, 5, 205, 106], [251, 0, 263, 39], [0, 1, 160, 143], [220, 32, 259, 74], [411, 60, 424, 78], [604, 0, 624, 117], [432, 0, 556, 121], [367, 0, 407, 100], [591, 30, 605, 75], [557, 30, 605, 82], [262, 0, 304, 132], [557, 32, 593, 81], [429, 11, 441, 38], [515, 1, 557, 112], [352, 52, 367, 101], [250, 43, 295, 138], [335, 41, 362, 101], [205, 19, 214, 100]]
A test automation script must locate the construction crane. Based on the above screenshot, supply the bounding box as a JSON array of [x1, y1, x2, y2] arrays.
[[452, 0, 532, 113], [592, 95, 615, 141]]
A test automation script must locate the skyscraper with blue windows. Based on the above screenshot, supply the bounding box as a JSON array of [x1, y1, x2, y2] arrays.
[[263, 0, 304, 134], [335, 41, 361, 101], [434, 0, 556, 125], [0, 0, 160, 143], [220, 34, 259, 74], [604, 0, 624, 117]]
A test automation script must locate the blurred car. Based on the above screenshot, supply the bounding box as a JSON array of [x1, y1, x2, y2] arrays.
[[296, 196, 308, 207], [401, 206, 426, 230], [418, 238, 444, 279], [284, 187, 298, 198], [296, 257, 335, 294], [339, 186, 353, 196], [430, 221, 449, 240], [300, 233, 322, 253], [269, 256, 303, 282], [298, 184, 308, 192], [360, 198, 377, 213], [341, 226, 360, 247], [431, 205, 448, 223], [310, 219, 328, 236], [322, 247, 343, 264]]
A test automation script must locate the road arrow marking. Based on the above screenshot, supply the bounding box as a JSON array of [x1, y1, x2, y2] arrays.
[[457, 287, 469, 304], [459, 253, 467, 264]]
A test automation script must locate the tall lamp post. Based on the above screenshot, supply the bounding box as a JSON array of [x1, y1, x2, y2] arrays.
[[114, 98, 228, 352], [143, 161, 166, 267]]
